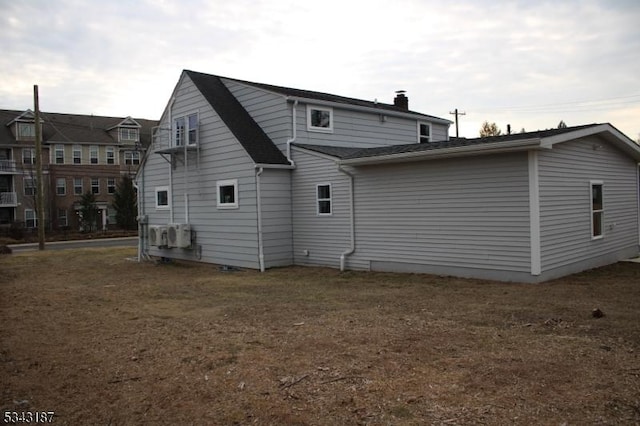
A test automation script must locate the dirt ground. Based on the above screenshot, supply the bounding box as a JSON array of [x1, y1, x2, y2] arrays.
[[1, 248, 639, 425]]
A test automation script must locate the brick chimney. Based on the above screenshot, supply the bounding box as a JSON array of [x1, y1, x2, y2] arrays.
[[394, 90, 408, 110]]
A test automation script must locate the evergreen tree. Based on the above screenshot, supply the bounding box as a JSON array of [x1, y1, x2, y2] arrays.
[[112, 175, 137, 230], [79, 191, 100, 232]]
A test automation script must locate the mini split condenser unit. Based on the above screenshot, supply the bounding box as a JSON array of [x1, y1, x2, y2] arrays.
[[167, 223, 191, 248], [148, 225, 167, 247]]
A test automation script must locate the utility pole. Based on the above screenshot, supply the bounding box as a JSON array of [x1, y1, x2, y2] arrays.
[[449, 108, 466, 138], [34, 85, 45, 250]]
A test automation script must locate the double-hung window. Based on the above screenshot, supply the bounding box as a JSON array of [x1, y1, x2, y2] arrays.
[[124, 151, 140, 165], [90, 146, 99, 164], [91, 178, 100, 194], [316, 184, 332, 215], [106, 147, 115, 164], [25, 209, 37, 228], [58, 209, 68, 227], [418, 122, 431, 143], [590, 181, 604, 239], [24, 177, 36, 196], [22, 148, 35, 165], [55, 145, 65, 164], [307, 106, 333, 133], [74, 178, 83, 195], [73, 145, 82, 164], [119, 127, 139, 142], [107, 178, 116, 194], [56, 178, 66, 196]]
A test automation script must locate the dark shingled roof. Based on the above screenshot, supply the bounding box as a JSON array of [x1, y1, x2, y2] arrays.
[[185, 70, 290, 165], [293, 124, 603, 160], [0, 109, 157, 146]]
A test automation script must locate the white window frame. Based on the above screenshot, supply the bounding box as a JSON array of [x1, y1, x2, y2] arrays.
[[590, 180, 604, 240], [307, 105, 333, 133], [56, 178, 66, 196], [22, 148, 35, 165], [73, 178, 83, 195], [106, 146, 115, 165], [25, 209, 37, 228], [107, 177, 116, 194], [216, 179, 238, 209], [17, 122, 35, 140], [155, 186, 170, 210], [58, 209, 68, 227], [24, 177, 36, 196], [124, 151, 140, 165], [54, 144, 65, 164], [90, 145, 99, 164], [418, 122, 431, 143], [72, 145, 82, 164], [316, 183, 332, 216], [173, 113, 199, 147], [119, 127, 139, 142], [91, 177, 100, 194]]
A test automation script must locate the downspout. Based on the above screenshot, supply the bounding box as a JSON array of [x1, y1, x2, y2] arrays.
[[184, 122, 189, 224], [167, 96, 175, 224], [133, 178, 142, 262], [338, 164, 355, 271], [256, 166, 265, 272], [286, 100, 298, 166]]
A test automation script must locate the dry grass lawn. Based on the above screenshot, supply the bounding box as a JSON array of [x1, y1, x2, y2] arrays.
[[1, 248, 639, 425]]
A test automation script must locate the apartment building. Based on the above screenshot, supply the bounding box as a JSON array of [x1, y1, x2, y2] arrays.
[[0, 109, 157, 231]]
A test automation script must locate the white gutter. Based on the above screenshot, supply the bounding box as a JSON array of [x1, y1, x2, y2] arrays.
[[256, 167, 265, 272], [254, 163, 295, 170], [338, 138, 543, 166], [286, 99, 298, 166], [337, 165, 355, 271]]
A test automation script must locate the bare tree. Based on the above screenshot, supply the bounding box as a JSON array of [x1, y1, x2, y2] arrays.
[[479, 121, 502, 137]]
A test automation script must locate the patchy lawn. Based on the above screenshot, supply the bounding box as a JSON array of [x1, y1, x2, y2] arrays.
[[1, 248, 639, 425]]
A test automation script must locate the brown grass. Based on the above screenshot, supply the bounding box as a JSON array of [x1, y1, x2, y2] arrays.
[[1, 248, 639, 425]]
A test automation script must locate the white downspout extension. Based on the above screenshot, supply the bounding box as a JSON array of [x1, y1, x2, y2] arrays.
[[256, 167, 265, 272], [184, 125, 189, 224], [286, 100, 298, 166], [338, 165, 355, 271]]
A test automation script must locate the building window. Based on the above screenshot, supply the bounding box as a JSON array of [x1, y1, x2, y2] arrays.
[[307, 106, 333, 133], [22, 148, 35, 165], [124, 151, 140, 165], [316, 184, 332, 215], [91, 178, 100, 194], [90, 146, 99, 164], [188, 113, 198, 145], [106, 146, 115, 164], [174, 117, 185, 146], [17, 122, 35, 140], [25, 209, 37, 228], [173, 113, 199, 147], [155, 186, 169, 209], [590, 181, 604, 239], [107, 177, 116, 194], [74, 178, 83, 195], [73, 145, 82, 164], [119, 127, 139, 142], [56, 178, 66, 196], [216, 179, 238, 209], [418, 122, 431, 143], [55, 145, 65, 164], [58, 209, 68, 227], [24, 177, 36, 196]]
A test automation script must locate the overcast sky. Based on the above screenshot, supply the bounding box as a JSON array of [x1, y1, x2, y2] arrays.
[[1, 0, 639, 140]]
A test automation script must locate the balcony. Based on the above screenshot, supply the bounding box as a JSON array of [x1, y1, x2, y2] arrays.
[[0, 160, 17, 174], [0, 192, 17, 207]]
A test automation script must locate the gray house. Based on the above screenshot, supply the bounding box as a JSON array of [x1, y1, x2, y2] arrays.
[[137, 70, 640, 282]]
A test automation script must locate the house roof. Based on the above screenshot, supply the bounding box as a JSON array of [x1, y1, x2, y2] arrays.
[[185, 70, 290, 165], [0, 109, 157, 146], [294, 123, 640, 165]]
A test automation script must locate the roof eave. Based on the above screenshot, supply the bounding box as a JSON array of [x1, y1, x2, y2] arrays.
[[338, 138, 542, 166]]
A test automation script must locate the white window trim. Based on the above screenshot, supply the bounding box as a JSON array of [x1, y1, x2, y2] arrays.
[[24, 209, 37, 228], [417, 122, 432, 143], [106, 146, 116, 164], [54, 144, 65, 164], [307, 105, 333, 133], [316, 183, 332, 216], [173, 112, 199, 147], [91, 177, 100, 194], [56, 178, 66, 196], [22, 148, 35, 165], [216, 179, 238, 209], [107, 177, 116, 194], [90, 145, 99, 164], [119, 127, 140, 142], [590, 180, 604, 240], [72, 145, 82, 164], [155, 186, 170, 210], [73, 178, 83, 195]]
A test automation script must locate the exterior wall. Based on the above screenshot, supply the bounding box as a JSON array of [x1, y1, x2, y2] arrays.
[[291, 150, 351, 268], [259, 168, 293, 267], [538, 137, 640, 280], [292, 148, 533, 281], [142, 74, 260, 269]]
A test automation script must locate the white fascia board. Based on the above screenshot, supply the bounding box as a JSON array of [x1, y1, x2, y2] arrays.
[[285, 96, 452, 125], [338, 138, 542, 166], [540, 124, 610, 148], [540, 124, 640, 161]]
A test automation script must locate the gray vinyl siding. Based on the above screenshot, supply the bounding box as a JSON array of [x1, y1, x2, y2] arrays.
[[141, 74, 260, 269], [538, 137, 639, 274], [348, 152, 532, 274], [291, 150, 351, 268], [260, 168, 293, 267]]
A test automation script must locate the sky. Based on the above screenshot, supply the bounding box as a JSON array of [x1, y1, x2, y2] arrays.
[[1, 0, 639, 140]]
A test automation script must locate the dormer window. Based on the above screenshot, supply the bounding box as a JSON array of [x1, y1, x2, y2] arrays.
[[307, 106, 333, 133], [119, 127, 139, 142], [17, 122, 35, 140], [418, 122, 431, 143]]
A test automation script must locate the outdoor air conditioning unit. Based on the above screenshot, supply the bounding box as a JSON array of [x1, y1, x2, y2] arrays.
[[167, 223, 191, 248], [148, 225, 167, 247]]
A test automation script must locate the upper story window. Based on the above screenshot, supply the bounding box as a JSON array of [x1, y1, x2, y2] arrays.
[[124, 151, 140, 165], [106, 146, 115, 165], [73, 145, 82, 164], [54, 145, 65, 164], [17, 122, 35, 140], [90, 146, 99, 164], [174, 113, 198, 147], [590, 181, 604, 239], [418, 122, 431, 143], [119, 127, 139, 142], [22, 148, 35, 165], [307, 106, 333, 133]]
